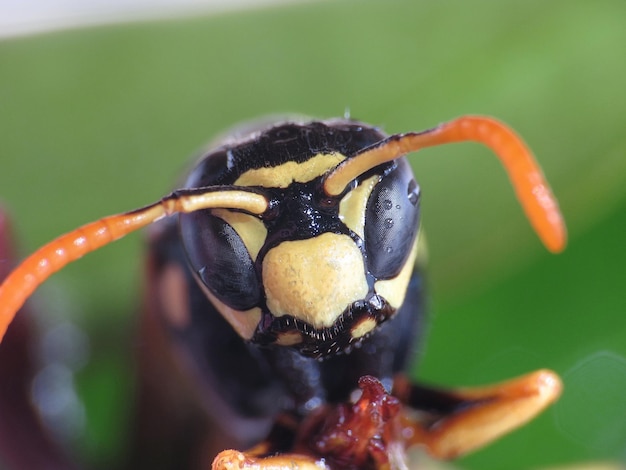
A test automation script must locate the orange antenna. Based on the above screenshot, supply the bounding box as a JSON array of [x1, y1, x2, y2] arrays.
[[0, 187, 268, 342], [324, 115, 566, 254]]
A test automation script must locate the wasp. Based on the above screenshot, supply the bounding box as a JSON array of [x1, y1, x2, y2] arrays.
[[0, 115, 566, 469]]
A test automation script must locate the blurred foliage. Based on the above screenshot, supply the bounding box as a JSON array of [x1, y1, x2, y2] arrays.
[[0, 0, 625, 468]]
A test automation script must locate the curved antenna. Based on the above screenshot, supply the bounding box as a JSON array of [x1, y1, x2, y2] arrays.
[[324, 115, 566, 253], [0, 187, 268, 342]]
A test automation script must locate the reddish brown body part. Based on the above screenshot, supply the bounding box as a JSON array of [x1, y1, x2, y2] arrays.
[[301, 376, 402, 469], [212, 371, 562, 470], [213, 376, 403, 470]]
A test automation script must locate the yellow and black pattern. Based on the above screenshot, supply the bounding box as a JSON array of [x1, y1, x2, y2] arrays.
[[179, 119, 421, 357]]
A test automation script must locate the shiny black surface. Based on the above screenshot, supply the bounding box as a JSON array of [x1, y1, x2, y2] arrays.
[[178, 120, 422, 357]]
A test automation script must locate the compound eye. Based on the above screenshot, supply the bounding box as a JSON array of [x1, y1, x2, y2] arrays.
[[180, 211, 261, 310], [364, 159, 420, 279]]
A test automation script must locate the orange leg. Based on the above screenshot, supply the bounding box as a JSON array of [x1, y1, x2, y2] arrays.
[[394, 370, 562, 459], [212, 450, 329, 470]]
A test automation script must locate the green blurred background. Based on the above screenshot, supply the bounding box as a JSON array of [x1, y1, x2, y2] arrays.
[[1, 0, 625, 468]]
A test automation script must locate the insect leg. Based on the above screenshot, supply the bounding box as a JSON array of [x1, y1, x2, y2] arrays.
[[393, 369, 562, 459]]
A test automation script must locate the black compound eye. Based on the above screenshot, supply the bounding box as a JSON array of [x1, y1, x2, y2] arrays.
[[364, 159, 420, 279], [179, 210, 261, 310]]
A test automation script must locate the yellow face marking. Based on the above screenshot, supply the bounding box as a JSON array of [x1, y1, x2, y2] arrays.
[[374, 231, 419, 309], [212, 209, 267, 261], [263, 233, 368, 329], [339, 175, 379, 239], [235, 153, 346, 188], [351, 317, 377, 339], [200, 286, 261, 340]]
